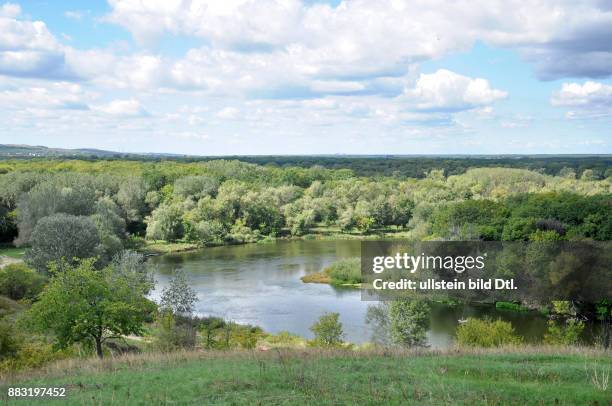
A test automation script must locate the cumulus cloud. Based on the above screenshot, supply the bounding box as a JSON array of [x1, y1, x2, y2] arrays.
[[105, 0, 612, 80], [0, 4, 82, 79], [93, 98, 148, 117], [402, 69, 507, 111], [0, 81, 89, 110], [551, 81, 612, 119]]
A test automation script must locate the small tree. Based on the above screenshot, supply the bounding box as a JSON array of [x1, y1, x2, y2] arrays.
[[111, 250, 154, 294], [310, 312, 344, 347], [389, 299, 429, 347], [160, 269, 198, 316], [27, 259, 155, 358]]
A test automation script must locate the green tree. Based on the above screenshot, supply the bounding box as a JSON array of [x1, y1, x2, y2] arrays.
[[173, 175, 219, 200], [310, 312, 344, 347], [389, 299, 429, 347], [111, 250, 154, 295], [26, 213, 101, 272], [27, 259, 155, 358], [146, 203, 185, 242]]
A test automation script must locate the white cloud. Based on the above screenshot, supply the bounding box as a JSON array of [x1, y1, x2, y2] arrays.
[[0, 81, 89, 110], [93, 99, 148, 117], [0, 2, 20, 18], [216, 107, 240, 119], [551, 81, 612, 119], [551, 81, 612, 107], [402, 69, 507, 111], [64, 11, 83, 20], [105, 0, 612, 80], [0, 4, 80, 79]]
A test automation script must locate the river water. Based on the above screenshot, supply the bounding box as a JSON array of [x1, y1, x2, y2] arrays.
[[150, 240, 595, 347]]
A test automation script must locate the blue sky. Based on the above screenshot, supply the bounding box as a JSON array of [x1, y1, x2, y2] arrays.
[[1, 0, 611, 155]]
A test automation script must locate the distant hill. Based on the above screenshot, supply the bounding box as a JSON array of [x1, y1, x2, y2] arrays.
[[0, 144, 610, 178], [0, 144, 186, 159]]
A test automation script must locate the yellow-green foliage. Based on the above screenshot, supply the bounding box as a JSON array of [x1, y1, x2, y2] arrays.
[[456, 318, 523, 347], [324, 258, 361, 285], [544, 319, 585, 346], [0, 264, 46, 300]]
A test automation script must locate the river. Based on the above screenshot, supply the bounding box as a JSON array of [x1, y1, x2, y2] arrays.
[[150, 239, 596, 347]]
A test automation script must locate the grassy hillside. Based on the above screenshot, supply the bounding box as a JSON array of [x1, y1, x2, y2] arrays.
[[2, 347, 609, 405]]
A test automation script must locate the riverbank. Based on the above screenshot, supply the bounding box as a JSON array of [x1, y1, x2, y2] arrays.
[[3, 346, 609, 404], [135, 226, 412, 256]]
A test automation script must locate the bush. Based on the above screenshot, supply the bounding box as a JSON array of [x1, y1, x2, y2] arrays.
[[544, 319, 584, 345], [154, 312, 198, 351], [456, 318, 522, 347], [325, 258, 362, 285], [310, 312, 344, 347], [0, 319, 19, 359], [0, 263, 46, 300]]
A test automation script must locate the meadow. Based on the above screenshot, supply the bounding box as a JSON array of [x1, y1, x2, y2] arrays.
[[2, 347, 610, 405]]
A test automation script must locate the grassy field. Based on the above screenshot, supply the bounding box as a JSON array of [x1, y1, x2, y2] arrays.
[[2, 347, 609, 405], [0, 246, 25, 259]]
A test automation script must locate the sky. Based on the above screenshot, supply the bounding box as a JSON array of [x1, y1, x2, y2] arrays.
[[0, 0, 611, 155]]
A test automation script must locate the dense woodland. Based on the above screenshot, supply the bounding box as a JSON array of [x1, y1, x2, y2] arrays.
[[0, 159, 610, 268]]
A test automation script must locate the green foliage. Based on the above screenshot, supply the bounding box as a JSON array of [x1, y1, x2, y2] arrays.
[[495, 301, 529, 312], [154, 312, 197, 351], [173, 175, 219, 200], [310, 312, 344, 347], [389, 299, 429, 347], [431, 200, 509, 240], [0, 263, 46, 300], [0, 206, 17, 243], [544, 319, 585, 346], [324, 258, 362, 285], [146, 203, 185, 242], [456, 318, 523, 347], [111, 250, 154, 295], [25, 213, 101, 272], [27, 259, 156, 358], [0, 319, 19, 359]]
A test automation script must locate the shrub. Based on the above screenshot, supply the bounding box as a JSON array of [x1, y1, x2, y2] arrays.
[[0, 319, 19, 359], [456, 318, 522, 347], [0, 263, 46, 300], [325, 258, 362, 285], [544, 319, 584, 345], [154, 312, 197, 351], [310, 312, 344, 347]]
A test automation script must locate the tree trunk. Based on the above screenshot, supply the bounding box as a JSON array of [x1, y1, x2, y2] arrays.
[[95, 337, 104, 359]]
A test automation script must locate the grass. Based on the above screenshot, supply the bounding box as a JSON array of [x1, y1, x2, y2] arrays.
[[302, 258, 362, 287], [1, 347, 609, 405], [300, 272, 331, 284], [138, 241, 200, 255], [495, 301, 531, 312], [0, 245, 25, 259]]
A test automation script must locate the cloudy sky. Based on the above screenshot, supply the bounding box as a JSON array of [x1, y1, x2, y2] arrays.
[[1, 0, 611, 155]]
